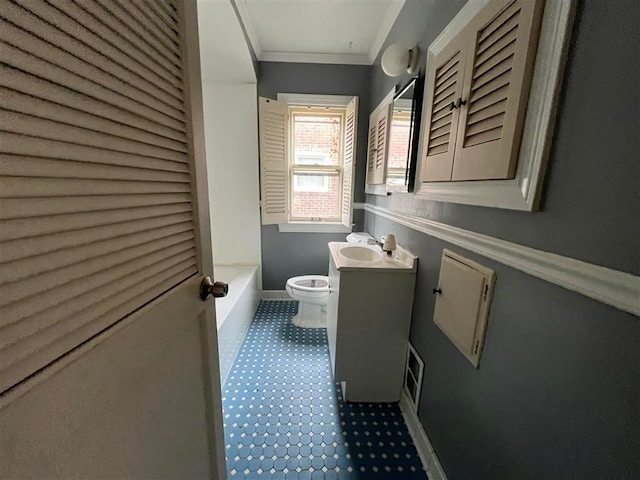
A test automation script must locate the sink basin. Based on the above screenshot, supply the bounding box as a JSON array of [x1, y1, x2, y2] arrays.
[[339, 245, 383, 263]]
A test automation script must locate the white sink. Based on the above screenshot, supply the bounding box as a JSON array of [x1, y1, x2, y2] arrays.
[[339, 245, 383, 263], [329, 242, 417, 272]]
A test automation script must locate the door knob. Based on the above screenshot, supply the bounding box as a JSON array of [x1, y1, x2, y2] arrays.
[[200, 276, 228, 301]]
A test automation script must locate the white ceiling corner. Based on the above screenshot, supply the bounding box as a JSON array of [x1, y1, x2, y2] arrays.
[[231, 0, 262, 58], [368, 0, 406, 63], [235, 0, 406, 66], [197, 0, 257, 83]]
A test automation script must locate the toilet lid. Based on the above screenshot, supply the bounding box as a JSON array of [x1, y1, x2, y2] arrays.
[[287, 276, 329, 292]]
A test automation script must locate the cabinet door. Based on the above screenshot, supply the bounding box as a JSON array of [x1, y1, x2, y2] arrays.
[[452, 0, 544, 181], [433, 251, 495, 367], [420, 31, 468, 182], [365, 113, 379, 185], [366, 108, 390, 185], [326, 258, 340, 376]]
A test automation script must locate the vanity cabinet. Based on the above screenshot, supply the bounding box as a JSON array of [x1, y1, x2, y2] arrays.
[[326, 250, 417, 403], [421, 0, 544, 182]]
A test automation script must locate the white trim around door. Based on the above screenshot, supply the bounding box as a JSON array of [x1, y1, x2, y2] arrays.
[[364, 203, 640, 317]]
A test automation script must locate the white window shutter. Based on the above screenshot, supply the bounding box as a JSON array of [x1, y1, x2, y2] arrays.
[[258, 97, 289, 225], [452, 0, 544, 181], [341, 96, 358, 227]]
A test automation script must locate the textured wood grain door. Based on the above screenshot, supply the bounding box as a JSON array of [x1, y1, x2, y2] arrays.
[[0, 1, 226, 477]]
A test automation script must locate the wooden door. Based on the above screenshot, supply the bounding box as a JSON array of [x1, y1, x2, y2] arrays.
[[0, 1, 226, 478]]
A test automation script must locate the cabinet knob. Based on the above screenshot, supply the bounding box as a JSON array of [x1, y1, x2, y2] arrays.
[[455, 98, 467, 108], [433, 287, 442, 295]]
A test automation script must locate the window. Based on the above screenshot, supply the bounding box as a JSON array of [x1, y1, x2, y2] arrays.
[[290, 108, 343, 221], [293, 155, 331, 194], [258, 95, 358, 232]]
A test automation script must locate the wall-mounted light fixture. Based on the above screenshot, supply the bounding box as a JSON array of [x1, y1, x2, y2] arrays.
[[381, 43, 420, 77]]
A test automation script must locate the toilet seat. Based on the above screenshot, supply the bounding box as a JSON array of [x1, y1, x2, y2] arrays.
[[287, 275, 329, 293], [286, 275, 329, 311]]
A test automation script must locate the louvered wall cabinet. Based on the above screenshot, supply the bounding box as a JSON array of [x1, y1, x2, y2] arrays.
[[421, 0, 544, 183], [364, 89, 394, 195]]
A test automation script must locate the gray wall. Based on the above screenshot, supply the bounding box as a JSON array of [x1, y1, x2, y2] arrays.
[[369, 0, 640, 275], [367, 214, 639, 479], [365, 0, 640, 478], [258, 62, 370, 289]]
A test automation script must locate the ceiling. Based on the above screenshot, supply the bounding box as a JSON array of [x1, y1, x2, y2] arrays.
[[198, 0, 257, 83], [233, 0, 406, 65]]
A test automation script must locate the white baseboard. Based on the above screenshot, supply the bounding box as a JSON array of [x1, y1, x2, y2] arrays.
[[399, 391, 447, 480], [261, 290, 290, 300]]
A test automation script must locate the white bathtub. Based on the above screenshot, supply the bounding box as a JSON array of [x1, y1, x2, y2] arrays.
[[214, 265, 260, 386]]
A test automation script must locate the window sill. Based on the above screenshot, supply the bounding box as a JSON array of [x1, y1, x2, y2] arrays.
[[277, 223, 352, 234]]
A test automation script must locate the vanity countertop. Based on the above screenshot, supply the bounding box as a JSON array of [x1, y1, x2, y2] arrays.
[[328, 242, 417, 273]]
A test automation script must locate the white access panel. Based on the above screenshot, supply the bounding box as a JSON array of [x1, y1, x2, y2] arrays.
[[433, 250, 495, 367]]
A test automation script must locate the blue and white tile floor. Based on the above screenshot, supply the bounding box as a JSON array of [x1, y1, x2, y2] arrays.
[[222, 300, 428, 480]]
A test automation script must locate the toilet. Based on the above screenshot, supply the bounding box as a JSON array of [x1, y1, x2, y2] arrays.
[[286, 275, 329, 328], [286, 232, 375, 328]]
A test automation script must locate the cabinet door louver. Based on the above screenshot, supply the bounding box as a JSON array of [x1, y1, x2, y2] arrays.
[[374, 111, 388, 183], [258, 97, 289, 225], [367, 106, 390, 185], [420, 38, 466, 182], [366, 119, 377, 183], [0, 0, 197, 394], [342, 96, 358, 227], [453, 0, 544, 181]]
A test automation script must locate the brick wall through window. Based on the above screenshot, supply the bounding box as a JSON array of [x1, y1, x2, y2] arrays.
[[291, 112, 343, 219]]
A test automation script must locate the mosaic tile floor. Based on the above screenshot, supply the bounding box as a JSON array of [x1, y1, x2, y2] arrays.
[[222, 300, 428, 480]]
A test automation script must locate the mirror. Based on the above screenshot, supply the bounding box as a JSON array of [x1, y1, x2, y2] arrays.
[[386, 73, 424, 193]]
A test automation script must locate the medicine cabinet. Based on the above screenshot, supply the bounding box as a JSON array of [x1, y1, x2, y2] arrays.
[[387, 74, 425, 193], [365, 73, 425, 195], [364, 89, 393, 196]]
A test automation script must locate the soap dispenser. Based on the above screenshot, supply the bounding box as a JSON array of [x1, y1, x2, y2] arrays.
[[382, 234, 397, 255]]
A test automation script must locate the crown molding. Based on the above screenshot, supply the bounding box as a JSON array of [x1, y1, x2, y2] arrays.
[[364, 203, 640, 317], [260, 51, 371, 65], [231, 0, 262, 58], [276, 93, 353, 107], [368, 0, 406, 63]]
